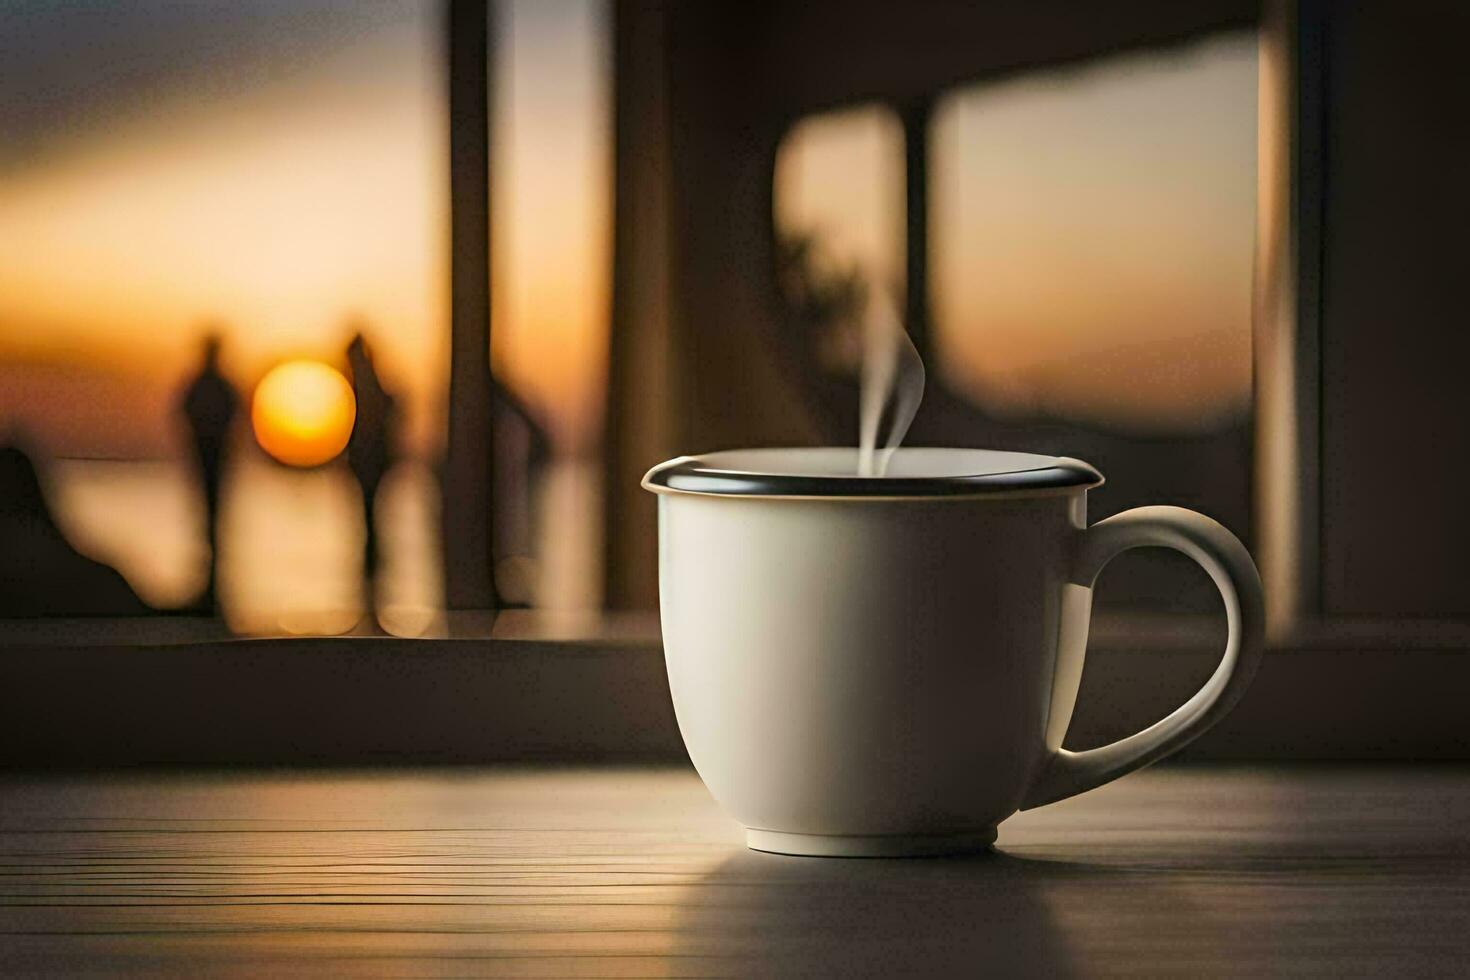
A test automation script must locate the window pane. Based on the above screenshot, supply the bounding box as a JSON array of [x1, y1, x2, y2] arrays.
[[772, 104, 904, 379], [491, 0, 611, 614], [774, 106, 905, 299], [931, 32, 1255, 433], [930, 32, 1257, 611], [0, 1, 446, 632]]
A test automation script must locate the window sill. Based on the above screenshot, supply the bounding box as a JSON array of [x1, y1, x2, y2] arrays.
[[3, 611, 1468, 767], [0, 609, 663, 648]]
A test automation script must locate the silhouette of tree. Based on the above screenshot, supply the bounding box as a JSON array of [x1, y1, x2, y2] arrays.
[[775, 233, 869, 377]]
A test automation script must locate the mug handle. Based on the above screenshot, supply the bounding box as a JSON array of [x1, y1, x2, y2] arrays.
[[1021, 506, 1265, 809]]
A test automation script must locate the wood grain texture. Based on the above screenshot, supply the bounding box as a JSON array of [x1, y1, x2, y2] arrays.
[[1, 766, 1467, 977]]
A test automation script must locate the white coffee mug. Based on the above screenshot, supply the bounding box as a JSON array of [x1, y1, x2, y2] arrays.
[[644, 447, 1264, 856]]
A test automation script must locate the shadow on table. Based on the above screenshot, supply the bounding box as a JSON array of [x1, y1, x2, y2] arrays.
[[670, 848, 1152, 976], [675, 835, 1467, 977]]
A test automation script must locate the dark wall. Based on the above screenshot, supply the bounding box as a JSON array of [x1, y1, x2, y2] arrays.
[[1319, 1, 1470, 617]]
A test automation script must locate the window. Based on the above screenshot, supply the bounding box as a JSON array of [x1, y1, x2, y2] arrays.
[[772, 31, 1258, 614], [491, 0, 611, 615], [0, 1, 449, 633], [772, 104, 905, 384], [8, 1, 1468, 766], [0, 0, 612, 634], [930, 34, 1256, 440]]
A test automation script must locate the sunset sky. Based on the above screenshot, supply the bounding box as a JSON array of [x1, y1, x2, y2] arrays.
[[776, 31, 1257, 434], [931, 30, 1256, 431], [2, 3, 1252, 465], [0, 0, 610, 459], [1, 4, 1256, 624]]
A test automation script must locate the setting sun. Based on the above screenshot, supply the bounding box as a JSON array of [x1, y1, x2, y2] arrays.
[[251, 360, 357, 467]]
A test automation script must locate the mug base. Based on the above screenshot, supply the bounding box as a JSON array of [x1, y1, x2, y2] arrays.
[[745, 827, 998, 858]]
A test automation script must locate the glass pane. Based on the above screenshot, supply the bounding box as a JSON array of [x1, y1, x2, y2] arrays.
[[931, 32, 1256, 434], [772, 104, 905, 378], [775, 106, 905, 296], [930, 32, 1257, 611], [491, 0, 611, 614], [0, 1, 446, 633]]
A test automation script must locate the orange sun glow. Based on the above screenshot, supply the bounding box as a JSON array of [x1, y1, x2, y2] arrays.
[[251, 360, 356, 467]]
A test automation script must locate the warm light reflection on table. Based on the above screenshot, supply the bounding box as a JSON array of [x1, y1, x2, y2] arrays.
[[2, 765, 1467, 976]]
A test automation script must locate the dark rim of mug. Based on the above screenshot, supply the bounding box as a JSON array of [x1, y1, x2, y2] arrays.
[[642, 450, 1103, 499]]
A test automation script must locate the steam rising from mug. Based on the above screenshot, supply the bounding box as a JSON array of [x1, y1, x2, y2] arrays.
[[858, 294, 926, 477]]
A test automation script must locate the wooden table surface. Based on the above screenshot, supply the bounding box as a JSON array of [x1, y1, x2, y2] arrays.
[[1, 765, 1467, 977]]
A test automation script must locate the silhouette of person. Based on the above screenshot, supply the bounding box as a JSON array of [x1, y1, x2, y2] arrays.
[[0, 444, 150, 617], [177, 333, 238, 611], [345, 332, 397, 613]]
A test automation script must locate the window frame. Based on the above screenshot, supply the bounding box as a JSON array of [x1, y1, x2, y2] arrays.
[[6, 0, 1470, 767]]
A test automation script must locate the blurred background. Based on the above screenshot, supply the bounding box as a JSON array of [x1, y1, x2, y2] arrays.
[[2, 0, 610, 632], [3, 0, 1455, 639]]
